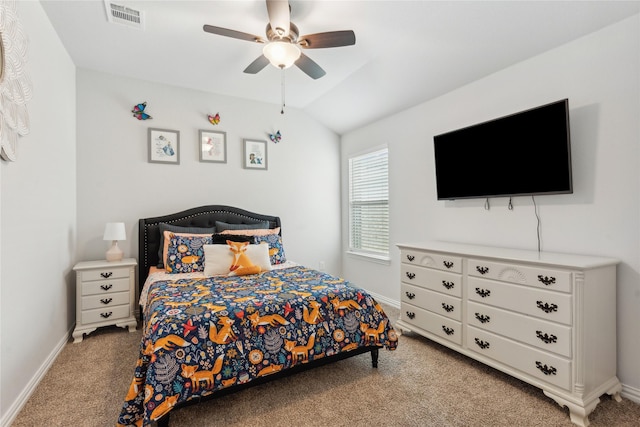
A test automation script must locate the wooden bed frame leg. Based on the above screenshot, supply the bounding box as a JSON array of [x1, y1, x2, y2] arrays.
[[371, 348, 379, 368]]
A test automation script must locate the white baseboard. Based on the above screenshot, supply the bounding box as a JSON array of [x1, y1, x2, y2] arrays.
[[366, 291, 400, 309], [621, 383, 640, 404], [1, 327, 72, 427]]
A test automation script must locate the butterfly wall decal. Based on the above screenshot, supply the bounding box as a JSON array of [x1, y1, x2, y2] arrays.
[[208, 113, 221, 125], [132, 102, 152, 120], [269, 130, 282, 143]]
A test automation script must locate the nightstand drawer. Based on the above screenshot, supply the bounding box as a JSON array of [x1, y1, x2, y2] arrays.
[[82, 278, 130, 296], [81, 267, 131, 282], [81, 304, 130, 325], [82, 291, 130, 310]]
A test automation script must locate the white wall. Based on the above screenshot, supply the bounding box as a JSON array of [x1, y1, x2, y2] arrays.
[[0, 1, 77, 424], [341, 15, 640, 397], [76, 69, 342, 274]]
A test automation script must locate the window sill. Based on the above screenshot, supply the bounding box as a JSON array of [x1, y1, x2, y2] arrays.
[[346, 251, 391, 265]]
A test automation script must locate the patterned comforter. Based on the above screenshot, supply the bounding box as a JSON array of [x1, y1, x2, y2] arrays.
[[117, 266, 398, 426]]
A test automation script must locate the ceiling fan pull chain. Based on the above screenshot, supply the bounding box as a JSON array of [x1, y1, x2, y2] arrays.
[[281, 66, 286, 114]]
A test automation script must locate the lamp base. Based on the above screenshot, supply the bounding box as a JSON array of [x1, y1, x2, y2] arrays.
[[106, 241, 123, 262]]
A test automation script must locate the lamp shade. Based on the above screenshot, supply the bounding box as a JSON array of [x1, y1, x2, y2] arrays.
[[263, 41, 301, 69], [103, 222, 126, 241]]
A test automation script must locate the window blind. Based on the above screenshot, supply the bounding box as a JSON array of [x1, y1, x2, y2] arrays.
[[348, 148, 389, 257]]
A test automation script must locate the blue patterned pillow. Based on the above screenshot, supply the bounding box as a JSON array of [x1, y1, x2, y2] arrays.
[[165, 233, 212, 273], [254, 234, 286, 265]]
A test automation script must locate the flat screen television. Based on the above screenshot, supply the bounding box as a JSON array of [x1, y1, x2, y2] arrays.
[[433, 99, 572, 200]]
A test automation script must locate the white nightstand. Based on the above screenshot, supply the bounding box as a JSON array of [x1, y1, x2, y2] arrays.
[[72, 258, 138, 343]]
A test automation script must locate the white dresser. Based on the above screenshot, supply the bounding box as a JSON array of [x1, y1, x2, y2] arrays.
[[396, 242, 621, 427], [72, 258, 138, 343]]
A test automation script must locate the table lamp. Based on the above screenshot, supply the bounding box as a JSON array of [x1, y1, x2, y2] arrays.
[[103, 222, 126, 262]]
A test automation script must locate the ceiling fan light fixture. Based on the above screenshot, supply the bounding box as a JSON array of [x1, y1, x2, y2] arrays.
[[263, 41, 300, 69]]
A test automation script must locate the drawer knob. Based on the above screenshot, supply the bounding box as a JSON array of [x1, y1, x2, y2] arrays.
[[537, 275, 556, 286], [442, 326, 454, 336], [100, 284, 113, 291], [475, 287, 491, 298], [475, 313, 490, 324], [442, 281, 455, 290], [406, 311, 415, 319], [100, 311, 113, 319], [406, 255, 415, 262], [100, 272, 113, 279], [474, 338, 490, 349], [405, 292, 415, 299], [536, 301, 558, 313], [476, 266, 489, 275], [443, 261, 454, 269], [535, 361, 557, 376], [536, 331, 558, 344], [406, 272, 416, 280], [100, 298, 113, 305], [441, 303, 454, 313]]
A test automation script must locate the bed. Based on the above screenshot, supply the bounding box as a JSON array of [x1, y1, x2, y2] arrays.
[[117, 205, 398, 427]]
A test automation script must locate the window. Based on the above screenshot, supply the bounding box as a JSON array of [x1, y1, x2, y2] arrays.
[[348, 147, 389, 259]]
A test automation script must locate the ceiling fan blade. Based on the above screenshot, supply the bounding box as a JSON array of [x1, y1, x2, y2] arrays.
[[295, 53, 326, 80], [203, 25, 265, 43], [266, 0, 290, 38], [244, 55, 270, 74], [299, 30, 356, 49]]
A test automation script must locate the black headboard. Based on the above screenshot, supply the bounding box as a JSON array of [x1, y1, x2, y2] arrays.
[[138, 205, 281, 295]]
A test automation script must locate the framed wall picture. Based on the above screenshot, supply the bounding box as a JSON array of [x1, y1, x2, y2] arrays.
[[148, 128, 180, 164], [199, 129, 227, 163], [243, 139, 267, 170]]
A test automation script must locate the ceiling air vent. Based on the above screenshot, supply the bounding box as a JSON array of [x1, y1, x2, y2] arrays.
[[104, 1, 145, 30]]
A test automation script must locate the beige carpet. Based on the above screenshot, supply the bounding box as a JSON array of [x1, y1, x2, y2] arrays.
[[12, 305, 640, 427]]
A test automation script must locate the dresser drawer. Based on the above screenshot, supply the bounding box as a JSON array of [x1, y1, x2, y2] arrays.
[[82, 277, 130, 296], [400, 303, 462, 345], [468, 259, 571, 293], [81, 266, 131, 282], [401, 283, 461, 321], [401, 265, 462, 297], [82, 291, 130, 310], [467, 326, 571, 390], [401, 250, 462, 274], [468, 277, 572, 325], [81, 304, 130, 325], [468, 301, 571, 357]]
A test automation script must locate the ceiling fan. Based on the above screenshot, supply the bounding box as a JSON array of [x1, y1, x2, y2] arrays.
[[203, 0, 356, 79]]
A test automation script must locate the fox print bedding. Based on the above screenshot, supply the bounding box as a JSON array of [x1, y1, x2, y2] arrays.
[[117, 265, 398, 426]]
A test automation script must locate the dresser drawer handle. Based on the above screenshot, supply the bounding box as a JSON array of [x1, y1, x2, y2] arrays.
[[100, 284, 113, 291], [100, 298, 113, 305], [537, 275, 556, 286], [476, 266, 489, 275], [405, 292, 415, 299], [100, 311, 113, 319], [475, 288, 491, 298], [406, 255, 415, 262], [536, 301, 558, 313], [475, 313, 490, 324], [442, 281, 454, 290], [536, 331, 557, 344], [535, 361, 557, 376], [100, 272, 113, 279], [441, 303, 454, 313], [474, 338, 490, 349], [406, 311, 415, 320], [406, 272, 416, 280], [442, 326, 454, 336], [443, 261, 454, 269]]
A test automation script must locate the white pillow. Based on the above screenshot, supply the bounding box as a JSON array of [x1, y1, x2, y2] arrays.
[[204, 243, 272, 276]]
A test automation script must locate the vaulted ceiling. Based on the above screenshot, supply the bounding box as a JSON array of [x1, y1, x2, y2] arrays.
[[41, 1, 640, 134]]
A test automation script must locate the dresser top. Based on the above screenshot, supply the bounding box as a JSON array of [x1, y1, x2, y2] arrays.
[[396, 241, 619, 269]]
